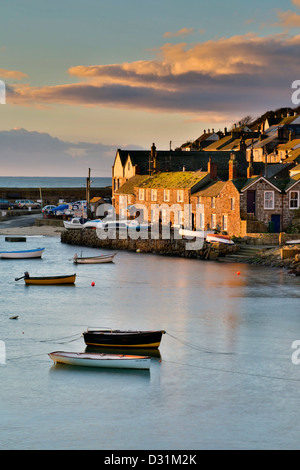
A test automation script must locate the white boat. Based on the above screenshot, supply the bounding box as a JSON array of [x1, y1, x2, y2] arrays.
[[63, 218, 84, 229], [286, 240, 300, 245], [73, 253, 116, 264], [0, 248, 45, 259], [206, 233, 234, 245], [48, 351, 151, 369]]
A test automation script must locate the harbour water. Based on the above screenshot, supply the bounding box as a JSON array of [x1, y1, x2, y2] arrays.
[[1, 234, 300, 450]]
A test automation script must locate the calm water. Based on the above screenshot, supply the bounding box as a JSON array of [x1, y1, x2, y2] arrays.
[[0, 176, 111, 188], [0, 235, 300, 450]]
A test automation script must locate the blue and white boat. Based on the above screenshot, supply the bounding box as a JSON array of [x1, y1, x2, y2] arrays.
[[0, 248, 45, 259]]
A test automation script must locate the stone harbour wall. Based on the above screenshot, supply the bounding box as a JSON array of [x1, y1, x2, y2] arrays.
[[61, 228, 239, 260]]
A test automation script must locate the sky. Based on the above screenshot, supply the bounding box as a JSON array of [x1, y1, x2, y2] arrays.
[[1, 0, 300, 176]]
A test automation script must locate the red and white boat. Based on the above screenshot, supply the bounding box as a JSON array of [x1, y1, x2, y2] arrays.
[[206, 234, 234, 245]]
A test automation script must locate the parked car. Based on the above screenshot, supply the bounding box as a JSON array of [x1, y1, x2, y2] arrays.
[[42, 205, 57, 214], [15, 199, 41, 209], [0, 199, 16, 210], [72, 200, 87, 210]]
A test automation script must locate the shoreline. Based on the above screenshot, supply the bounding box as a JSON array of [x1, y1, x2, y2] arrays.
[[0, 225, 64, 237]]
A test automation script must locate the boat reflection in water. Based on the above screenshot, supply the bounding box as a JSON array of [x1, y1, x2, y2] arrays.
[[85, 345, 161, 360]]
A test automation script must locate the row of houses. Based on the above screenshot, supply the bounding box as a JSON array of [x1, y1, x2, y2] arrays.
[[111, 112, 300, 237]]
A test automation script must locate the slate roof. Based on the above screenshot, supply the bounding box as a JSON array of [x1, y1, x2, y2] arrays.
[[192, 181, 226, 198], [203, 135, 234, 151], [277, 139, 300, 151], [115, 148, 250, 180], [115, 175, 149, 195]]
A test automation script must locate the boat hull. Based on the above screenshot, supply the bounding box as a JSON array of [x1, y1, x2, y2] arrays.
[[74, 254, 116, 264], [49, 351, 151, 369], [24, 274, 76, 285], [83, 330, 165, 349], [0, 248, 45, 259], [206, 234, 234, 245]]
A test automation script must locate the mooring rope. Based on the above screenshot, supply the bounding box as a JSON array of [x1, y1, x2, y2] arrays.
[[165, 332, 234, 356]]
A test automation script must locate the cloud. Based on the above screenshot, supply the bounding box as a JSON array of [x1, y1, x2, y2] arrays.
[[0, 68, 27, 80], [0, 128, 143, 176], [275, 10, 300, 28], [292, 0, 300, 7], [7, 33, 300, 119], [163, 28, 194, 38]]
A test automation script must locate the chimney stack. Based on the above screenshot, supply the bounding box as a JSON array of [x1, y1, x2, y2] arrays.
[[208, 157, 218, 181], [228, 153, 237, 180]]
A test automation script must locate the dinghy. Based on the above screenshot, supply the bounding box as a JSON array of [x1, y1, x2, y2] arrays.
[[48, 351, 151, 369], [83, 329, 165, 349], [73, 253, 116, 264], [0, 248, 45, 259], [15, 272, 76, 285], [206, 234, 234, 245]]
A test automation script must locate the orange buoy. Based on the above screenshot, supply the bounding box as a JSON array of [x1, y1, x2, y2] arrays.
[[237, 271, 240, 275], [91, 282, 95, 286]]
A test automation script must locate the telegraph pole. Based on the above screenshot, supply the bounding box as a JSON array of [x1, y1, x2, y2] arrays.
[[86, 168, 91, 218]]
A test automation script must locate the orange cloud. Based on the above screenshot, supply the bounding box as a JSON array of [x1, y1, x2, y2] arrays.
[[292, 0, 300, 7], [0, 68, 27, 80], [163, 28, 194, 38], [7, 33, 300, 118], [275, 9, 300, 28]]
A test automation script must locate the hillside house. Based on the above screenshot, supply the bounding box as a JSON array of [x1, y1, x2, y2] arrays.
[[190, 156, 300, 236]]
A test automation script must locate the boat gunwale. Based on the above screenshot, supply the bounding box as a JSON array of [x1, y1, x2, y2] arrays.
[[25, 273, 76, 281], [0, 248, 45, 254], [49, 351, 151, 360]]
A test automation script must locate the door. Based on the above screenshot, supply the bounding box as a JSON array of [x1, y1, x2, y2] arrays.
[[247, 190, 256, 214], [271, 214, 281, 233]]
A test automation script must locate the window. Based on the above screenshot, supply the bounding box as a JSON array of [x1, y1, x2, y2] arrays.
[[222, 215, 228, 231], [177, 190, 184, 203], [264, 191, 274, 209], [211, 197, 216, 208], [230, 198, 235, 210], [164, 190, 170, 202], [290, 191, 299, 209], [128, 162, 131, 171], [139, 189, 144, 201], [151, 189, 157, 202], [211, 214, 216, 229]]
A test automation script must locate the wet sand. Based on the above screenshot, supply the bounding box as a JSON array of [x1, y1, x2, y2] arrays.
[[0, 225, 64, 237]]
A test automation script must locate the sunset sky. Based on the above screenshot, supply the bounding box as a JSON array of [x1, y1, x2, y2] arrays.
[[1, 0, 300, 176]]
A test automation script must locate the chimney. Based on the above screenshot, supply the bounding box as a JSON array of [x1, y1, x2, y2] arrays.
[[247, 162, 254, 178], [151, 143, 156, 158], [228, 153, 237, 180], [208, 157, 218, 181], [239, 137, 246, 151]]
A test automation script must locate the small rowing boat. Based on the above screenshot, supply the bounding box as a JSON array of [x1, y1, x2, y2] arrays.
[[73, 253, 116, 264], [83, 329, 166, 349], [15, 272, 76, 285], [63, 218, 84, 230], [206, 234, 234, 245], [0, 248, 45, 259], [48, 351, 151, 369]]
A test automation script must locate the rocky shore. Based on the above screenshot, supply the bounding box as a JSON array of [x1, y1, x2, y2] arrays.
[[248, 243, 300, 273]]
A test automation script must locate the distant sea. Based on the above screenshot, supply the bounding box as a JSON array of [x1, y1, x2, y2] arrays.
[[0, 176, 111, 188]]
